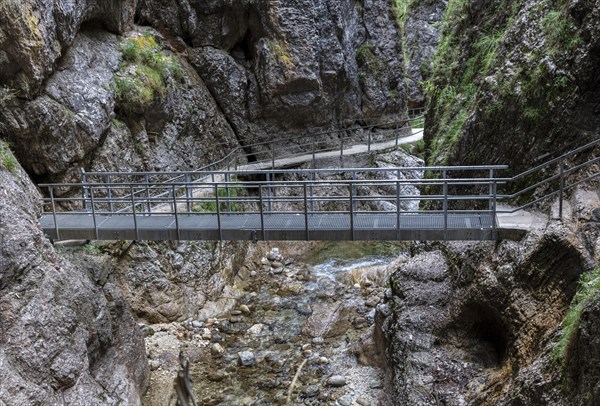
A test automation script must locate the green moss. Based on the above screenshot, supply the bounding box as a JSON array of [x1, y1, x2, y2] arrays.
[[192, 184, 244, 213], [554, 267, 600, 365], [356, 43, 383, 76], [268, 39, 295, 70], [541, 10, 581, 55], [0, 140, 17, 174], [114, 34, 183, 113]]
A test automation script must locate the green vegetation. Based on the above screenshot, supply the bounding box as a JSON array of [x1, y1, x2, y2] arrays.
[[192, 185, 244, 213], [541, 10, 581, 55], [0, 140, 17, 174], [114, 34, 184, 113], [554, 267, 600, 364], [356, 43, 383, 76], [83, 243, 103, 255]]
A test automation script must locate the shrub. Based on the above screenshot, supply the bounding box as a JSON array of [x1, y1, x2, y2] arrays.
[[114, 34, 184, 113], [0, 140, 17, 174], [193, 184, 244, 213]]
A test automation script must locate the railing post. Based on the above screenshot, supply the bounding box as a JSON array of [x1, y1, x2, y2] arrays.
[[105, 175, 113, 214], [185, 173, 191, 215], [259, 184, 265, 240], [396, 179, 401, 240], [443, 170, 448, 240], [304, 183, 309, 241], [352, 171, 357, 212], [349, 183, 355, 241], [368, 129, 372, 152], [214, 183, 222, 241], [266, 172, 272, 213], [172, 184, 180, 240], [559, 159, 565, 220], [49, 186, 60, 241], [130, 186, 139, 240], [488, 169, 494, 212], [81, 168, 89, 211], [225, 172, 231, 213], [90, 186, 98, 240], [492, 181, 498, 240], [145, 174, 150, 213], [310, 171, 315, 212]]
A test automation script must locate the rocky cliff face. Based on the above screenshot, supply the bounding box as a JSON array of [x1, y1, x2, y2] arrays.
[[424, 0, 600, 169], [140, 0, 408, 149], [378, 186, 600, 405], [0, 162, 148, 405]]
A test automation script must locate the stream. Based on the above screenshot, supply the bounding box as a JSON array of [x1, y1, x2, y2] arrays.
[[142, 243, 405, 405]]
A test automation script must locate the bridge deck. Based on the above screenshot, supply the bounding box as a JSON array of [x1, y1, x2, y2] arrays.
[[41, 212, 498, 241]]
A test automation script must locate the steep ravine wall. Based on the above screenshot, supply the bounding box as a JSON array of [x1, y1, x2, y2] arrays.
[[424, 0, 600, 169], [378, 185, 600, 405]]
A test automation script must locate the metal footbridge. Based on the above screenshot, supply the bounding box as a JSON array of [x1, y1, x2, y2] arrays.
[[38, 112, 600, 242]]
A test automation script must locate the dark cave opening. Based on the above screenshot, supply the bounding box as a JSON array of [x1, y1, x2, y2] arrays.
[[230, 29, 256, 62]]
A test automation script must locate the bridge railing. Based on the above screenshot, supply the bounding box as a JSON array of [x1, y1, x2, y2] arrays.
[[39, 165, 507, 240], [77, 113, 424, 216], [496, 135, 600, 218]]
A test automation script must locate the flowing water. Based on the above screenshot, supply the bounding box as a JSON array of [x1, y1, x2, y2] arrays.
[[143, 243, 404, 405]]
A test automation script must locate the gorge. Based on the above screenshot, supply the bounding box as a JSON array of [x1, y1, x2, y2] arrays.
[[1, 0, 600, 405]]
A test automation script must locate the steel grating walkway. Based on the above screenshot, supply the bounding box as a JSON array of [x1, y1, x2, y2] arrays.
[[40, 212, 497, 241]]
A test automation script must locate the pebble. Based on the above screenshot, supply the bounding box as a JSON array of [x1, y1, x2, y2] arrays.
[[338, 395, 352, 406], [318, 357, 330, 364], [365, 295, 380, 307], [211, 343, 225, 355], [312, 337, 325, 345], [240, 304, 251, 314], [148, 360, 161, 371], [303, 385, 320, 398], [229, 316, 241, 323], [327, 375, 347, 387], [271, 261, 284, 269], [301, 343, 311, 351], [356, 397, 370, 405], [238, 351, 256, 367], [231, 310, 242, 316], [261, 257, 270, 265], [273, 267, 284, 274], [250, 271, 257, 277], [191, 320, 203, 329]]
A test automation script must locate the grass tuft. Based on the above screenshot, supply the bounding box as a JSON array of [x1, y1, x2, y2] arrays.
[[554, 267, 600, 363], [0, 140, 17, 174]]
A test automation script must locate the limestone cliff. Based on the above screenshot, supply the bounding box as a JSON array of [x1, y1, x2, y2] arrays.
[[0, 159, 148, 405], [425, 0, 600, 169]]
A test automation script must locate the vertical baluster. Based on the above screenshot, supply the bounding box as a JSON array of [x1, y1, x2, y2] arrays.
[[173, 184, 180, 240], [349, 183, 354, 241], [304, 183, 309, 241], [50, 186, 60, 241], [215, 183, 222, 241], [131, 185, 139, 240]]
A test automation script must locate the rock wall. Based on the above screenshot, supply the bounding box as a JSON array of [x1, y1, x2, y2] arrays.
[[141, 0, 408, 149], [378, 186, 600, 405], [0, 163, 148, 405], [424, 0, 600, 169]]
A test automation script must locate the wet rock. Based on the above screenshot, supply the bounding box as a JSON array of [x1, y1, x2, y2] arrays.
[[302, 301, 354, 338], [303, 385, 320, 398], [247, 323, 269, 337], [338, 395, 352, 406], [237, 351, 256, 367], [327, 375, 347, 387]]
